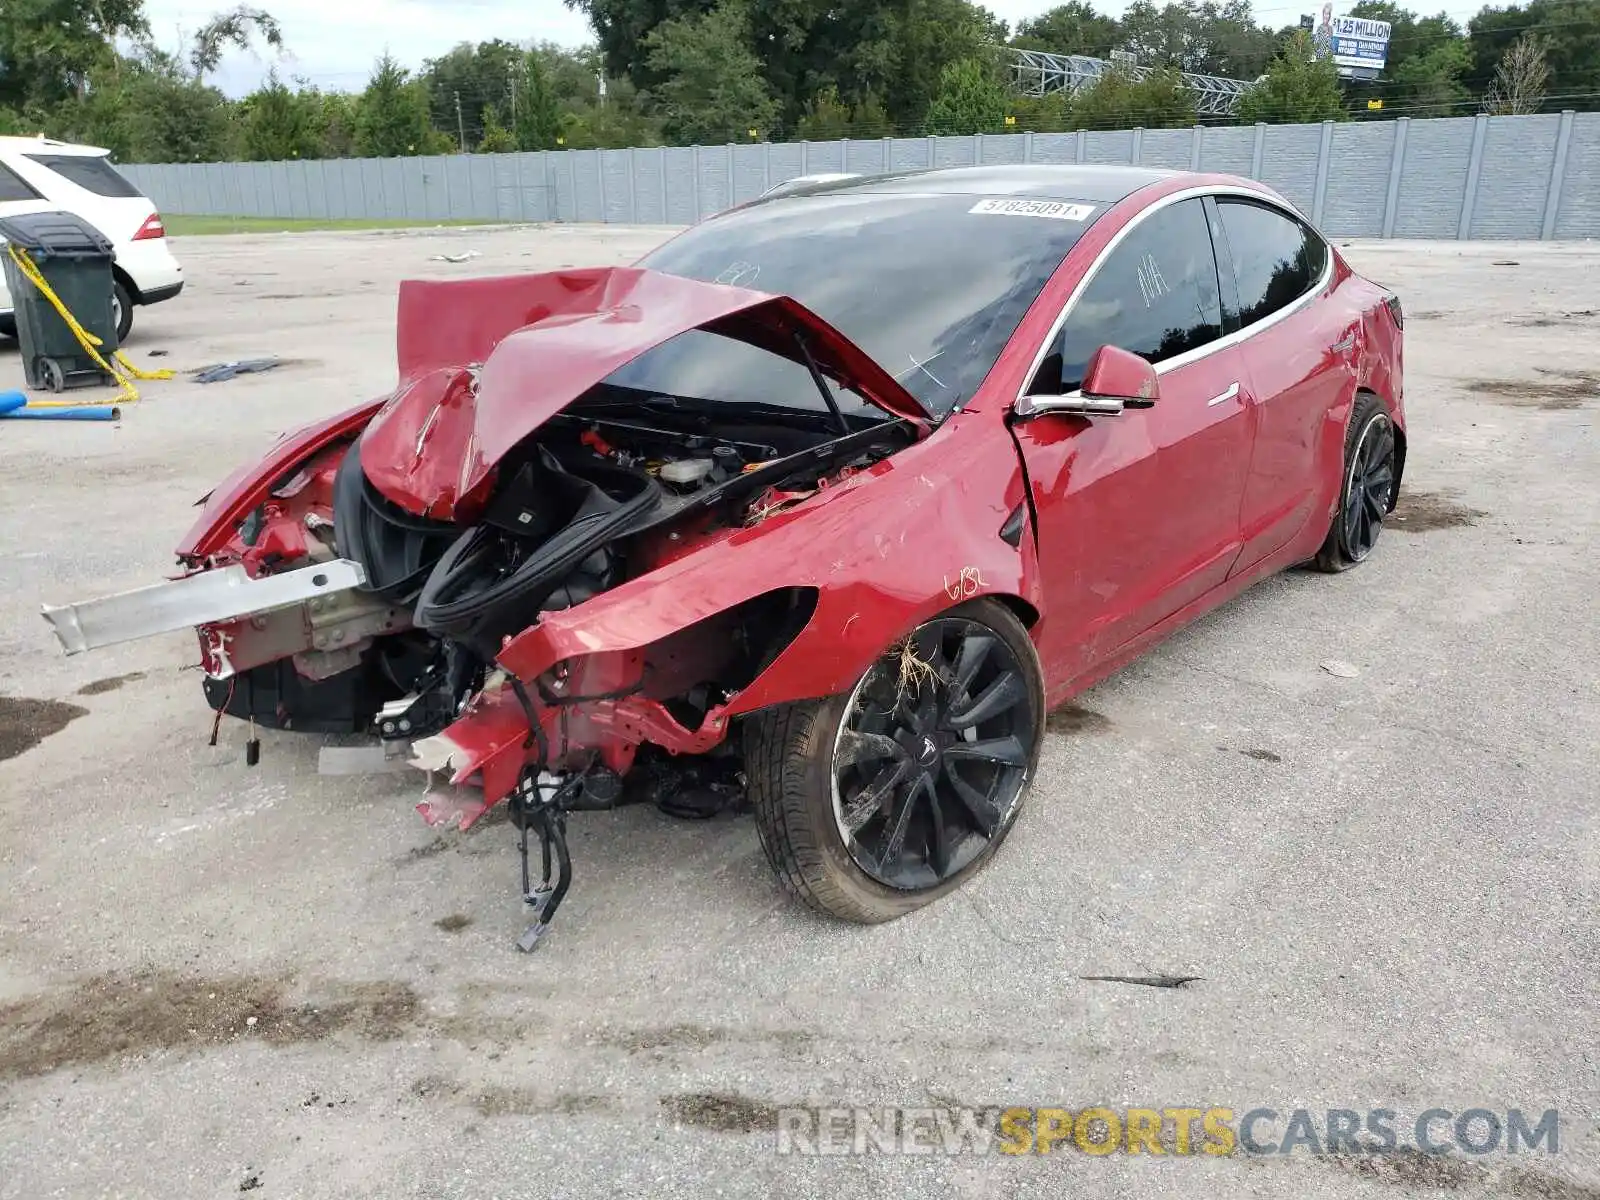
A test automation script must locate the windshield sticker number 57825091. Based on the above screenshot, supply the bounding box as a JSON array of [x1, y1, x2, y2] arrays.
[[968, 198, 1096, 221]]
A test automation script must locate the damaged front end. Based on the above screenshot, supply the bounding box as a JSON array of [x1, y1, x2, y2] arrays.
[[41, 265, 928, 950]]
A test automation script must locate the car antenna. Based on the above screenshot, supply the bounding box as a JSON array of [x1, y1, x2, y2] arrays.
[[792, 329, 851, 436]]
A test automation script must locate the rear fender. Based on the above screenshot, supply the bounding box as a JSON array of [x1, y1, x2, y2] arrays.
[[176, 399, 386, 562]]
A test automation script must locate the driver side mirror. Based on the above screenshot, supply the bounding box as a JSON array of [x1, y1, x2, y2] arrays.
[[1015, 345, 1160, 419]]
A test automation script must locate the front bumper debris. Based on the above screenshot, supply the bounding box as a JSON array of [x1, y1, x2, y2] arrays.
[[41, 558, 368, 657]]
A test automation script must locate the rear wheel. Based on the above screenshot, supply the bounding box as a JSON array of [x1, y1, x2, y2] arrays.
[[744, 598, 1044, 923], [113, 281, 134, 345], [1315, 392, 1396, 573]]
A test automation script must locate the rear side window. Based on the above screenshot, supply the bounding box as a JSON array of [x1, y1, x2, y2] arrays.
[[1215, 199, 1329, 327], [1048, 197, 1224, 393], [25, 154, 144, 199], [0, 164, 42, 202]]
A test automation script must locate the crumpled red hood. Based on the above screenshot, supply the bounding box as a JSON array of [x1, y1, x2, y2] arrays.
[[358, 266, 931, 519]]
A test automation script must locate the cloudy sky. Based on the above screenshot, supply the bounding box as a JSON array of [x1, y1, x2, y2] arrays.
[[142, 0, 1488, 96]]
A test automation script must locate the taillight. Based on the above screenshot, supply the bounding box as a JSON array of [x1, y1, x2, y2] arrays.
[[1384, 293, 1403, 330], [132, 213, 166, 241]]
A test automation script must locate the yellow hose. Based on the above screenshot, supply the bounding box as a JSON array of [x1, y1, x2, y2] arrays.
[[6, 243, 175, 405]]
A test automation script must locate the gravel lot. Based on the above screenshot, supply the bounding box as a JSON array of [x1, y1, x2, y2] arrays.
[[1, 224, 1596, 1200]]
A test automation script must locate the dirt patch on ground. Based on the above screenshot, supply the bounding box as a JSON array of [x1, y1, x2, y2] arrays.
[[1390, 493, 1485, 532], [77, 672, 147, 696], [1509, 309, 1596, 329], [1046, 705, 1113, 735], [661, 1092, 782, 1134], [400, 837, 451, 864], [1462, 370, 1600, 411], [1327, 1150, 1484, 1189], [472, 1088, 615, 1118], [596, 1023, 727, 1053], [1324, 1152, 1600, 1197], [434, 914, 473, 933], [0, 971, 421, 1082], [1499, 1167, 1600, 1199], [0, 696, 88, 762], [1241, 748, 1283, 763]]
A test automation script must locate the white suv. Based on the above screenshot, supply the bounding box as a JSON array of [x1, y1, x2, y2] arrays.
[[0, 135, 185, 344]]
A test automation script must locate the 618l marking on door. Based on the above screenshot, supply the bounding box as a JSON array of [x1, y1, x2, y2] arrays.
[[969, 198, 1096, 221]]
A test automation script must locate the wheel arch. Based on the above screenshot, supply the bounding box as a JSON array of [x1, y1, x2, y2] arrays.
[[1356, 383, 1405, 512], [112, 263, 140, 303]]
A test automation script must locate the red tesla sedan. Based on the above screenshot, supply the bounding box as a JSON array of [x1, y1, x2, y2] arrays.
[[44, 165, 1406, 948]]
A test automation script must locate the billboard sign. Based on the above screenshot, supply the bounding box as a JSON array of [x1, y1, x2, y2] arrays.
[[1312, 5, 1391, 75]]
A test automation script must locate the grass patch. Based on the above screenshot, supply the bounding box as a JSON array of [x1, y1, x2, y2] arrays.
[[164, 215, 515, 236]]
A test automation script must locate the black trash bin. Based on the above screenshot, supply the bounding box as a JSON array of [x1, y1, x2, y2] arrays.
[[0, 210, 119, 393]]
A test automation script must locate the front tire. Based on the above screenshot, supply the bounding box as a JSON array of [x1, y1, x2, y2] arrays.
[[1314, 391, 1397, 573], [744, 598, 1044, 923]]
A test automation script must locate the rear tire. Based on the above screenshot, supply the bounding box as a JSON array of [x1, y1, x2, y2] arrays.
[[113, 281, 134, 345], [1314, 392, 1397, 573], [744, 598, 1044, 924]]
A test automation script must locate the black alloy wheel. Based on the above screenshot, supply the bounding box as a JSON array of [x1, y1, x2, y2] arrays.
[[1315, 391, 1398, 573], [1342, 409, 1396, 563], [831, 615, 1038, 891]]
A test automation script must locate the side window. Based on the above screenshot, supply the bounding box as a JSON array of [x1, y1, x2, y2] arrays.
[[1216, 199, 1329, 328], [24, 154, 144, 199], [1048, 198, 1224, 394], [0, 164, 42, 202]]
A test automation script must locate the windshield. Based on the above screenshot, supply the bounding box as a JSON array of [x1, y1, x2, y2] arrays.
[[621, 191, 1104, 418]]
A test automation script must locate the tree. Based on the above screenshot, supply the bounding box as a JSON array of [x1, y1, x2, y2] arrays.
[[513, 51, 565, 149], [1237, 30, 1346, 122], [643, 1, 780, 144], [1007, 91, 1072, 131], [420, 40, 526, 149], [189, 4, 283, 77], [566, 0, 1013, 134], [240, 71, 322, 160], [1116, 1, 1205, 69], [880, 0, 1011, 132], [1482, 34, 1550, 114], [478, 106, 520, 152], [52, 45, 239, 163], [0, 0, 147, 111], [795, 86, 890, 139], [1466, 0, 1600, 110], [1013, 2, 1121, 57], [1068, 64, 1196, 129], [318, 91, 362, 157], [1385, 37, 1471, 117], [1190, 0, 1280, 77], [923, 57, 1010, 134], [357, 53, 436, 157]]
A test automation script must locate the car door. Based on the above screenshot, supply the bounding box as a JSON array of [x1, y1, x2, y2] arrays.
[[1211, 196, 1355, 573], [1011, 195, 1256, 689]]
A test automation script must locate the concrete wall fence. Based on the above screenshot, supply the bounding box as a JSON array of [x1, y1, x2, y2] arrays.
[[122, 110, 1600, 241]]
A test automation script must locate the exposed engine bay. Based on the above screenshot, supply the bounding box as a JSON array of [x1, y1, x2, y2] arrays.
[[198, 392, 912, 752]]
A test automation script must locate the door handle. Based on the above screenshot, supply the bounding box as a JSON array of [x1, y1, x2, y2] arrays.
[[1206, 382, 1240, 407]]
